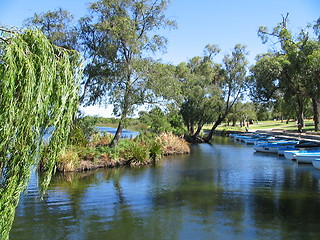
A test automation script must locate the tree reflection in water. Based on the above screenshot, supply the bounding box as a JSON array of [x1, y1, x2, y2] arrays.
[[11, 139, 320, 239]]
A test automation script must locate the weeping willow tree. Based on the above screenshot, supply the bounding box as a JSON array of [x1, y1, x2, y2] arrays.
[[0, 28, 83, 239]]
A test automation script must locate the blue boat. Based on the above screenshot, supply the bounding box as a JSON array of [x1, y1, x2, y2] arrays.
[[284, 149, 320, 160], [253, 141, 299, 153]]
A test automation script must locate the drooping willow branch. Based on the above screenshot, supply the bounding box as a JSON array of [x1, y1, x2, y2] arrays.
[[0, 28, 83, 240]]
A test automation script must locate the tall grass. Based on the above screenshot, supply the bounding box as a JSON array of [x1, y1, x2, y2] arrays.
[[55, 132, 190, 171], [157, 132, 190, 155]]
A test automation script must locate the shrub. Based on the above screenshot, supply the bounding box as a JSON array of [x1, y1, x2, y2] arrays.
[[124, 141, 150, 165], [56, 146, 80, 172], [157, 132, 190, 155], [88, 132, 112, 147], [148, 139, 163, 161]]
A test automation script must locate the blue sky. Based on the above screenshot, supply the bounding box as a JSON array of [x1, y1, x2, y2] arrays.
[[1, 0, 319, 117]]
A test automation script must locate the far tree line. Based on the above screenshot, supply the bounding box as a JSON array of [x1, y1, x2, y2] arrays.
[[17, 1, 320, 142]]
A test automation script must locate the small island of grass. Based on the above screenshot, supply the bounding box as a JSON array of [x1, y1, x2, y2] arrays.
[[48, 131, 190, 172]]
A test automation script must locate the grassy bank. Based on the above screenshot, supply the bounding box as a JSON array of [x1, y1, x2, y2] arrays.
[[203, 120, 315, 133], [51, 132, 190, 172]]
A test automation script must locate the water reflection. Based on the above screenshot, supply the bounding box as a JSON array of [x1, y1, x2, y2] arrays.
[[11, 137, 320, 239]]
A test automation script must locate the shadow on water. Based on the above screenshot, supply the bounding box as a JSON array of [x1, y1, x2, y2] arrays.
[[10, 136, 320, 239]]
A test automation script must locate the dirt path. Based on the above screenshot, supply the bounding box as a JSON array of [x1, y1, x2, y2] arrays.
[[253, 129, 320, 143]]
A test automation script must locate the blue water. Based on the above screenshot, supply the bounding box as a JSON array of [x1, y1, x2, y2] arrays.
[[97, 127, 139, 139], [10, 136, 320, 239]]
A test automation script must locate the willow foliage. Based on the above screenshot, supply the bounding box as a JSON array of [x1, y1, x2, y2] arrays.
[[0, 29, 83, 239]]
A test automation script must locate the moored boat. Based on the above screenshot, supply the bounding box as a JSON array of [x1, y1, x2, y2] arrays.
[[283, 150, 301, 160], [312, 158, 320, 169], [234, 133, 255, 142], [296, 152, 320, 164], [243, 135, 274, 145], [278, 141, 320, 156], [254, 141, 299, 153]]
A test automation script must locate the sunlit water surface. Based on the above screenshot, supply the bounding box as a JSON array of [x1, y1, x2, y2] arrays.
[[11, 137, 320, 239]]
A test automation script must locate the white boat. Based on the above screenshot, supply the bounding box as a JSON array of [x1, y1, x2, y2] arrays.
[[312, 158, 320, 169], [234, 134, 254, 142], [229, 133, 238, 139], [278, 147, 298, 156], [254, 141, 299, 153], [243, 135, 271, 144], [245, 136, 276, 145], [284, 150, 301, 160], [254, 138, 292, 145], [296, 152, 320, 164], [284, 149, 320, 160]]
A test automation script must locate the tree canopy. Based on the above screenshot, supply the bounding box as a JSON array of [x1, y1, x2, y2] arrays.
[[251, 15, 320, 129], [78, 0, 176, 146]]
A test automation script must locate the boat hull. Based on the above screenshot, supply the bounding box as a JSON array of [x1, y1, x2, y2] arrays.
[[296, 153, 320, 164], [312, 159, 320, 169], [284, 150, 300, 160], [254, 142, 299, 153]]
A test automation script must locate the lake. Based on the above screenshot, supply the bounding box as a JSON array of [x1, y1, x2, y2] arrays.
[[10, 136, 320, 239]]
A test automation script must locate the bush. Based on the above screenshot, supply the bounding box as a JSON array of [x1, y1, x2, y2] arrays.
[[88, 132, 112, 147], [56, 146, 80, 172], [157, 132, 190, 155], [148, 139, 163, 161], [124, 141, 150, 165], [68, 114, 99, 146]]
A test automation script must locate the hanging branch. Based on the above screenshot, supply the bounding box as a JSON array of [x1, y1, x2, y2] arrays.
[[0, 29, 83, 240]]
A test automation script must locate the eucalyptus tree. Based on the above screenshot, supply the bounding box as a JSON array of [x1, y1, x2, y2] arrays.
[[300, 20, 320, 130], [179, 56, 222, 137], [249, 53, 307, 122], [158, 44, 221, 139], [253, 16, 320, 130], [79, 0, 176, 146], [0, 29, 82, 240], [205, 44, 249, 141], [228, 102, 257, 127]]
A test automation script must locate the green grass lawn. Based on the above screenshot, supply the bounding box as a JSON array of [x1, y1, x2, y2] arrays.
[[98, 119, 316, 134], [204, 120, 315, 132]]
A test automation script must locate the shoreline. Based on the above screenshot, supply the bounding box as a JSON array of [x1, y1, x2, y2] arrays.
[[217, 128, 320, 143]]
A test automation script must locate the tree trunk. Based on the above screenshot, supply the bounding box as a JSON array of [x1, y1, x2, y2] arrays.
[[110, 121, 123, 148], [296, 96, 304, 127], [232, 118, 236, 126], [312, 98, 320, 132], [189, 124, 195, 136], [192, 124, 203, 138], [204, 116, 223, 142]]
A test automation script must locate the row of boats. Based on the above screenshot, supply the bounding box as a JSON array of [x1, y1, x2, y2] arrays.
[[230, 133, 320, 169]]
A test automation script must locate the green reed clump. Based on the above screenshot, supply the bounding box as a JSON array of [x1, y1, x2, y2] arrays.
[[121, 140, 150, 165], [56, 146, 81, 172], [0, 28, 82, 239]]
